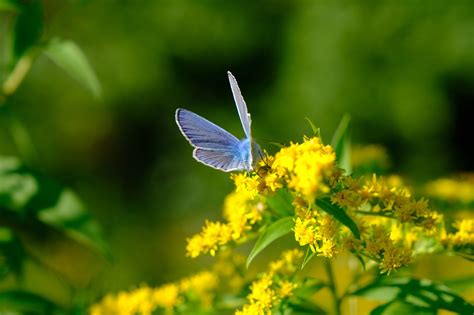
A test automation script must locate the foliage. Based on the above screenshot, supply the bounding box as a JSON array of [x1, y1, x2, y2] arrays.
[[1, 1, 473, 314], [91, 116, 474, 314]]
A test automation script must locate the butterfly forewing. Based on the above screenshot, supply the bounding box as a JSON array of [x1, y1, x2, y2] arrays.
[[228, 71, 251, 139], [176, 108, 241, 151]]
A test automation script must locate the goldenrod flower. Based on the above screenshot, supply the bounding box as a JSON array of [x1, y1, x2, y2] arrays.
[[272, 137, 337, 202], [425, 174, 474, 203]]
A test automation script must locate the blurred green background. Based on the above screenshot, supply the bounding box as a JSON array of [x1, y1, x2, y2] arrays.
[[1, 0, 474, 307]]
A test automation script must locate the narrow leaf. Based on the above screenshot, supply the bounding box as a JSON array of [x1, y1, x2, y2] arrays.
[[301, 247, 315, 270], [331, 114, 351, 174], [44, 39, 101, 98], [315, 197, 360, 239], [246, 216, 293, 268]]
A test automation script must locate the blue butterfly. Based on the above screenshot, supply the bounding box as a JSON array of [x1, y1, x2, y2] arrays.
[[176, 71, 263, 172]]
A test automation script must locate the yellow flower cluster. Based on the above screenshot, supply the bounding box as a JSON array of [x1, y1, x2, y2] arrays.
[[346, 225, 412, 274], [90, 271, 217, 315], [333, 175, 439, 230], [271, 137, 337, 202], [425, 174, 474, 203], [442, 219, 474, 254], [293, 213, 338, 258], [235, 249, 302, 315], [186, 185, 264, 258]]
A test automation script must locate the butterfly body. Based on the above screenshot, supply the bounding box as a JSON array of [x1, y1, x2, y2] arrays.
[[176, 72, 262, 172]]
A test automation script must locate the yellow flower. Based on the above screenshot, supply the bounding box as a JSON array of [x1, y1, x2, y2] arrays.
[[152, 284, 181, 310], [425, 174, 474, 203], [278, 280, 297, 298], [293, 217, 318, 252], [442, 219, 474, 250], [236, 250, 302, 314], [272, 137, 337, 202], [186, 220, 232, 257], [379, 247, 411, 274]]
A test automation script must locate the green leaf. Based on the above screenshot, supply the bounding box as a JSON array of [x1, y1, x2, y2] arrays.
[[13, 0, 43, 60], [43, 39, 101, 98], [293, 277, 326, 299], [246, 216, 293, 268], [304, 117, 320, 137], [370, 300, 434, 315], [267, 189, 294, 217], [0, 290, 64, 314], [315, 197, 360, 239], [0, 156, 109, 286], [352, 277, 474, 314], [300, 247, 315, 270], [331, 114, 351, 174]]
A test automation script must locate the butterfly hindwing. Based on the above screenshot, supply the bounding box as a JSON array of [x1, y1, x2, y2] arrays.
[[193, 148, 247, 172]]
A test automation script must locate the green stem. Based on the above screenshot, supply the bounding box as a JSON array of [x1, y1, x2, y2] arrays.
[[324, 259, 341, 315], [355, 210, 394, 218]]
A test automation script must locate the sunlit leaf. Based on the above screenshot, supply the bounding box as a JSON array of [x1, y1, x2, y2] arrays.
[[315, 197, 360, 239], [44, 39, 101, 97], [331, 114, 351, 174], [246, 216, 293, 268]]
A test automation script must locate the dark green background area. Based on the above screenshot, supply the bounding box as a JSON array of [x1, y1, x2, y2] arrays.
[[1, 0, 474, 299]]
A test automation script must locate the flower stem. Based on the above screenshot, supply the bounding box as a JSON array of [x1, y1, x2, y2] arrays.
[[324, 259, 341, 315]]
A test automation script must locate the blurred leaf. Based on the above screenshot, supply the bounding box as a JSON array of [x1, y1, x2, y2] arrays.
[[0, 0, 18, 12], [444, 275, 474, 292], [304, 117, 320, 137], [266, 189, 294, 217], [0, 290, 64, 314], [13, 0, 43, 60], [246, 216, 293, 268], [286, 298, 327, 315], [300, 247, 315, 270], [16, 219, 107, 288], [370, 300, 434, 315], [315, 197, 360, 239], [0, 156, 108, 286], [0, 173, 37, 210], [44, 39, 101, 97], [293, 277, 326, 299], [331, 114, 351, 174], [352, 277, 474, 314]]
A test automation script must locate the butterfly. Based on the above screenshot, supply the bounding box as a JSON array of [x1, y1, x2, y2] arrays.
[[176, 71, 263, 172]]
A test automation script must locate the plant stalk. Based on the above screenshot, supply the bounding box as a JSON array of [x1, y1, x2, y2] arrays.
[[324, 259, 341, 315]]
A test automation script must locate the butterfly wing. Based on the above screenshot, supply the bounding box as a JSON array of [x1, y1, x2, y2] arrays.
[[228, 71, 251, 139], [176, 108, 247, 171], [176, 108, 240, 151], [193, 148, 248, 172]]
